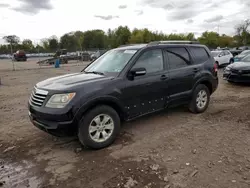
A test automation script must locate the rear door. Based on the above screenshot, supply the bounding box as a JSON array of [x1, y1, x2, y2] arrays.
[[224, 50, 231, 64], [219, 51, 227, 65], [163, 47, 195, 105]]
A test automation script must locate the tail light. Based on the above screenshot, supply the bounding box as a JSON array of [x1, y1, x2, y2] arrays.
[[213, 63, 218, 76], [213, 63, 218, 72]]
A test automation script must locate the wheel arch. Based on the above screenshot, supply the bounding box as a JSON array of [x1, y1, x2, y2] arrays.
[[74, 96, 126, 123], [193, 78, 213, 94]]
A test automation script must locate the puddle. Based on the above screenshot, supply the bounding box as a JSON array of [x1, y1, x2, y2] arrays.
[[0, 159, 42, 188]]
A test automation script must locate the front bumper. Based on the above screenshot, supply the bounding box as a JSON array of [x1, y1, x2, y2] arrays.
[[223, 71, 250, 83], [28, 104, 77, 137]]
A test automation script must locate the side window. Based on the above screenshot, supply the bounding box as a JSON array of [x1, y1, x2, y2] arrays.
[[220, 52, 225, 56], [165, 47, 190, 70], [132, 49, 164, 74], [189, 47, 209, 64]]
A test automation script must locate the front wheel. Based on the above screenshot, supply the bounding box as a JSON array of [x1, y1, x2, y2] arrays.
[[78, 105, 121, 149], [189, 84, 210, 113]]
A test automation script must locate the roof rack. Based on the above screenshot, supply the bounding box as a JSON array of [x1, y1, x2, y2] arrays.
[[147, 40, 200, 45], [118, 44, 147, 47]]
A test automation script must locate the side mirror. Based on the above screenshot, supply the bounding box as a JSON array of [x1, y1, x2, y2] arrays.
[[128, 67, 146, 79]]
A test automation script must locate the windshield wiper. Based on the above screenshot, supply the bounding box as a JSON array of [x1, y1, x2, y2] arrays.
[[84, 71, 104, 75]]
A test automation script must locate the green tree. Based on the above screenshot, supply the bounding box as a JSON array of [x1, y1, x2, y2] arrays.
[[22, 39, 34, 51], [74, 31, 85, 51], [48, 36, 59, 51], [83, 30, 107, 49], [41, 38, 49, 52], [198, 31, 219, 49], [114, 26, 131, 46], [60, 33, 77, 51], [2, 35, 20, 54], [235, 19, 250, 45]]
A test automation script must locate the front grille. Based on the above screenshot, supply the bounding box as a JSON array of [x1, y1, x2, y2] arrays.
[[242, 70, 250, 74], [231, 69, 239, 74], [29, 87, 48, 107]]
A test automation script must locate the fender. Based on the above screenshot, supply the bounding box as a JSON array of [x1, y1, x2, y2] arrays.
[[73, 95, 126, 122], [192, 76, 213, 93]]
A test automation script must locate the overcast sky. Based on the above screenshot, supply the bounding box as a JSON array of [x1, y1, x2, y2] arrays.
[[0, 0, 249, 44]]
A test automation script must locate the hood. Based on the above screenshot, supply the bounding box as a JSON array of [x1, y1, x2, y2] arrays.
[[36, 72, 114, 91], [235, 54, 247, 59], [228, 62, 250, 70]]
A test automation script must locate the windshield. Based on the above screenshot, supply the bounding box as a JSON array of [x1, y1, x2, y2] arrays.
[[240, 50, 250, 55], [241, 54, 250, 62], [211, 51, 220, 57], [84, 49, 137, 74]]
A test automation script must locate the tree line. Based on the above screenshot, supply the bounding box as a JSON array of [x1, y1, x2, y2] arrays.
[[1, 21, 250, 54]]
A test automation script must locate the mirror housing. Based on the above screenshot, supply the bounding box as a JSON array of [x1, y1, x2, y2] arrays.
[[128, 67, 146, 80]]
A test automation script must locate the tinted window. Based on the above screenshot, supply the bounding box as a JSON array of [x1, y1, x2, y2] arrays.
[[190, 47, 209, 64], [165, 47, 190, 69], [133, 49, 164, 74], [220, 52, 225, 56], [224, 51, 230, 55]]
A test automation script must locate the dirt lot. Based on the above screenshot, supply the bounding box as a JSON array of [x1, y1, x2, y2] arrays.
[[0, 63, 250, 188], [0, 58, 84, 71]]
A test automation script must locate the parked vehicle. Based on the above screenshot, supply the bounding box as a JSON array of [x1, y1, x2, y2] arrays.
[[211, 50, 233, 67], [229, 49, 243, 57], [223, 54, 250, 83], [13, 50, 27, 61], [233, 50, 250, 62], [28, 41, 218, 149], [90, 50, 107, 61]]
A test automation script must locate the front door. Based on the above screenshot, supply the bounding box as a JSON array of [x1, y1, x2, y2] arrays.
[[163, 47, 195, 105], [121, 49, 168, 118]]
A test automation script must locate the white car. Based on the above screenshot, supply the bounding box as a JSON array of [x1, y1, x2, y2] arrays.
[[211, 50, 233, 67]]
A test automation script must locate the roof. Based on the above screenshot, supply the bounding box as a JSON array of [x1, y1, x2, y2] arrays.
[[116, 44, 147, 50], [116, 41, 203, 50]]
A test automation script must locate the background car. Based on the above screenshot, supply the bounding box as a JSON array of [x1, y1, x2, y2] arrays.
[[13, 50, 27, 61], [223, 54, 250, 83], [234, 50, 250, 62], [90, 50, 107, 61], [211, 50, 233, 67]]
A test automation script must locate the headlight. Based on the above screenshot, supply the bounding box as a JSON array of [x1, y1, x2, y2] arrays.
[[45, 93, 75, 108], [225, 67, 231, 71]]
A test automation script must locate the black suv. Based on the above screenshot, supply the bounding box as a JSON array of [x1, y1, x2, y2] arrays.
[[28, 41, 218, 149]]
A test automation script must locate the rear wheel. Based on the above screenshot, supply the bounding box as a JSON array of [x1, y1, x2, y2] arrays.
[[189, 84, 210, 113], [78, 105, 121, 149]]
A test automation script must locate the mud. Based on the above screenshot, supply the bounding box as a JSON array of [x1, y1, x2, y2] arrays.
[[0, 66, 250, 188]]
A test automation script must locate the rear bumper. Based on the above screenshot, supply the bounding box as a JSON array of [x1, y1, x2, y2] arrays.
[[211, 77, 219, 93]]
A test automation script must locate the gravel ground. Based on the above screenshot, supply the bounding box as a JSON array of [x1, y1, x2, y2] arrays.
[[0, 58, 87, 71], [0, 64, 250, 188]]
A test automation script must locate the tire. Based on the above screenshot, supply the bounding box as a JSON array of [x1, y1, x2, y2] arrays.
[[78, 105, 121, 149], [188, 84, 210, 113]]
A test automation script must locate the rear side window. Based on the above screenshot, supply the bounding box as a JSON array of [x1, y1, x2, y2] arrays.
[[164, 47, 190, 70], [190, 47, 209, 64]]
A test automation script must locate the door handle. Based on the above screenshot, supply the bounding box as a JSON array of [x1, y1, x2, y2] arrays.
[[160, 75, 168, 80], [193, 68, 199, 73]]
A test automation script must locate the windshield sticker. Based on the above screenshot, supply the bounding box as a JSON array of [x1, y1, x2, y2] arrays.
[[124, 50, 137, 54]]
